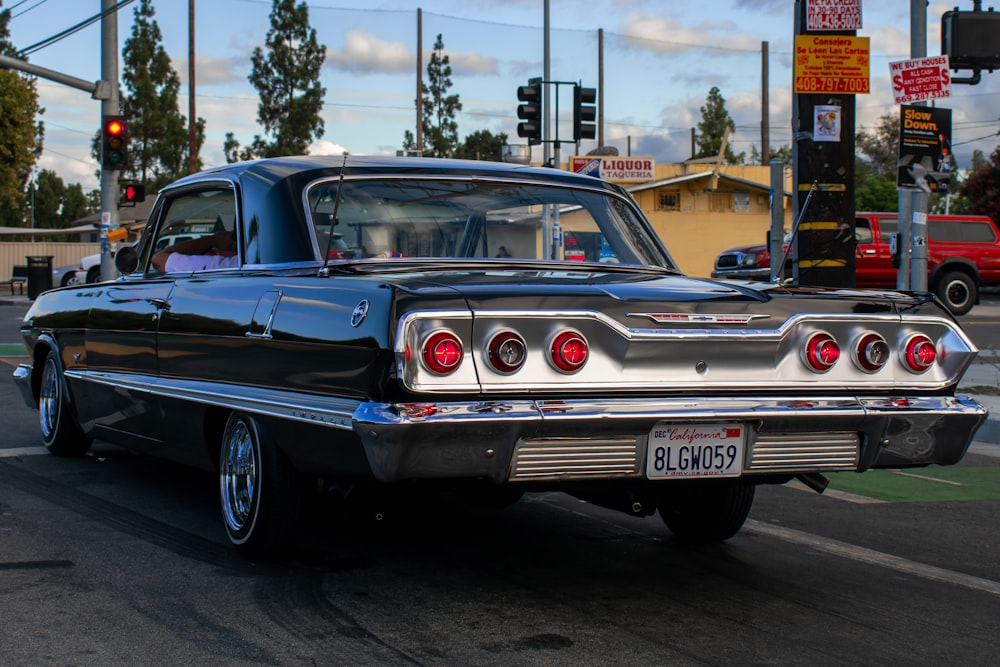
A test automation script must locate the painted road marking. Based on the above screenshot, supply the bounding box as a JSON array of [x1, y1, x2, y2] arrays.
[[746, 519, 1000, 599], [0, 447, 49, 458]]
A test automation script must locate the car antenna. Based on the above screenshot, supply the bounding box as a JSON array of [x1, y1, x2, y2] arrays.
[[773, 180, 816, 284], [321, 154, 348, 276]]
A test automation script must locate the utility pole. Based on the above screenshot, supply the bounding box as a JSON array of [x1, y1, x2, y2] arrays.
[[188, 0, 197, 174], [100, 0, 121, 281], [416, 8, 423, 153], [906, 0, 929, 292]]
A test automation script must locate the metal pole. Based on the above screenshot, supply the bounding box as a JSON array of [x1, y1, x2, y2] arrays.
[[598, 28, 604, 148], [416, 8, 423, 153], [100, 0, 120, 281], [768, 159, 783, 282], [542, 0, 551, 258], [188, 0, 196, 173], [908, 0, 929, 292]]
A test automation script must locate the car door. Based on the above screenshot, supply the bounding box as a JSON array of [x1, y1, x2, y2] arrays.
[[856, 215, 897, 287]]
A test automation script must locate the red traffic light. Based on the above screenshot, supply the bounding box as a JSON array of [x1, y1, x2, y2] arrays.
[[105, 118, 125, 136]]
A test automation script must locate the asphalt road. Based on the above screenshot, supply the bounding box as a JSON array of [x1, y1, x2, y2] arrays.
[[2, 296, 1000, 665]]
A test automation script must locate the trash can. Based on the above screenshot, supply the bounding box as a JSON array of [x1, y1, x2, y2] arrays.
[[26, 255, 53, 299]]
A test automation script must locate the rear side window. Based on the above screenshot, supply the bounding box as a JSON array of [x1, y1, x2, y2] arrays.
[[928, 219, 998, 243]]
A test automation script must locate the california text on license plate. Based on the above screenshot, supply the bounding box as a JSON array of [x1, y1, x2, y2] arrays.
[[646, 423, 745, 479]]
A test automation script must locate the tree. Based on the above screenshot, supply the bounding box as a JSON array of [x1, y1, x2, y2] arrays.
[[854, 159, 898, 212], [694, 87, 743, 164], [749, 144, 792, 167], [232, 0, 326, 159], [120, 0, 201, 190], [454, 130, 507, 161], [0, 3, 44, 227], [855, 113, 899, 177], [61, 183, 91, 225], [420, 34, 462, 158], [958, 144, 1000, 223]]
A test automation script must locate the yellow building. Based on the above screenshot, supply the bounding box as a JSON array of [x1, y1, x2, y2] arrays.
[[569, 157, 792, 278]]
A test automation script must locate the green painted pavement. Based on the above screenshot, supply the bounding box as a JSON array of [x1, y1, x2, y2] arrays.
[[0, 344, 26, 357], [827, 467, 1000, 502]]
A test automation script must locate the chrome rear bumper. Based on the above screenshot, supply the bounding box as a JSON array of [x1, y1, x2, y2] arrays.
[[353, 395, 988, 483]]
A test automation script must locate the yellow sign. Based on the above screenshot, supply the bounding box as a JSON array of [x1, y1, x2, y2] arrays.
[[794, 35, 870, 94]]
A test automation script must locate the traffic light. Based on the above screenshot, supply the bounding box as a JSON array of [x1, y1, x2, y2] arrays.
[[942, 9, 1000, 71], [122, 182, 145, 205], [516, 78, 542, 146], [573, 85, 597, 141], [101, 115, 127, 170]]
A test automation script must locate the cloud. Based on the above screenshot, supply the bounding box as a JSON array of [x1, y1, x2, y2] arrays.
[[175, 54, 247, 86], [326, 30, 413, 74], [325, 28, 498, 78], [618, 13, 763, 56]]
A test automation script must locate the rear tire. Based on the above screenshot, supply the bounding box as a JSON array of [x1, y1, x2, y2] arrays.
[[657, 484, 755, 543], [38, 350, 92, 457], [219, 412, 304, 558], [934, 271, 976, 316], [86, 266, 101, 284]]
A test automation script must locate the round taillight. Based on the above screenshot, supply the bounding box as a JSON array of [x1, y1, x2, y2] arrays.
[[487, 331, 527, 374], [550, 331, 588, 373], [421, 331, 463, 375], [803, 332, 840, 373], [902, 334, 937, 373], [853, 332, 889, 373]]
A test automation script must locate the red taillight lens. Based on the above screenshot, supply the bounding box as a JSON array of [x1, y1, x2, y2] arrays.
[[421, 331, 463, 375], [853, 332, 889, 372], [487, 331, 527, 374], [902, 334, 937, 373], [803, 332, 840, 372], [550, 331, 588, 373]]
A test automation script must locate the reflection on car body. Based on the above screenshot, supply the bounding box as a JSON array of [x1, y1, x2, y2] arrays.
[[13, 156, 988, 559]]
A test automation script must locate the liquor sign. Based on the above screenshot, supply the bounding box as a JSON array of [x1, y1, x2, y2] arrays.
[[890, 56, 952, 105], [570, 156, 655, 182], [794, 35, 870, 94], [806, 0, 862, 31]]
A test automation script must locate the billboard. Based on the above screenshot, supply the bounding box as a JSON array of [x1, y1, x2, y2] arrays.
[[570, 157, 655, 182]]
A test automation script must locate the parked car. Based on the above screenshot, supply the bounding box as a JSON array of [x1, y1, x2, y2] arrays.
[[13, 156, 987, 559], [711, 212, 1000, 316], [52, 253, 101, 287]]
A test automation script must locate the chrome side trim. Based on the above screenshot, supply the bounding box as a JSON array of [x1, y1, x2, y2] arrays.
[[65, 370, 359, 430]]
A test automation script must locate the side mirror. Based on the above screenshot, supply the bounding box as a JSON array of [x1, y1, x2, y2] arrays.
[[115, 245, 139, 274]]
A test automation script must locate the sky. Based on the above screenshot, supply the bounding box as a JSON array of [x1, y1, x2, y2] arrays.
[[7, 0, 1000, 192]]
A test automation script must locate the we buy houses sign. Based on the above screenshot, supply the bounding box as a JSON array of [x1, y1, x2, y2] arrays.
[[890, 55, 952, 104]]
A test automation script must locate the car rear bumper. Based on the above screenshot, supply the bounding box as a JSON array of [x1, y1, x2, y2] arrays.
[[353, 395, 988, 483]]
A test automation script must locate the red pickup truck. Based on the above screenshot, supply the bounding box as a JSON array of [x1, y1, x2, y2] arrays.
[[711, 212, 1000, 315]]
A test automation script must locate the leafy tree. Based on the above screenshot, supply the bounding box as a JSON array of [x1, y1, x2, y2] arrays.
[[229, 0, 325, 160], [855, 113, 898, 177], [854, 159, 898, 212], [749, 144, 792, 167], [958, 144, 1000, 223], [61, 183, 91, 224], [32, 169, 64, 228], [0, 3, 44, 227], [694, 87, 743, 164], [120, 0, 201, 188], [420, 34, 462, 158], [454, 129, 507, 161]]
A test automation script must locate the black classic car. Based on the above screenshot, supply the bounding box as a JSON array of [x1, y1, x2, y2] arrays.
[[13, 156, 987, 558]]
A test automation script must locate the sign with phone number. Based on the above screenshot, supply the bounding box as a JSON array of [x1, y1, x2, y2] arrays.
[[795, 76, 870, 94], [794, 35, 870, 95]]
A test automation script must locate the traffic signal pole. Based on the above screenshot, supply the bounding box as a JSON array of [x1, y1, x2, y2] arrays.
[[100, 0, 121, 281]]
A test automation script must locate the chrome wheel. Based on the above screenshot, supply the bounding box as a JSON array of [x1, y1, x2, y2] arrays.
[[220, 417, 259, 539], [39, 354, 60, 441], [38, 349, 91, 456]]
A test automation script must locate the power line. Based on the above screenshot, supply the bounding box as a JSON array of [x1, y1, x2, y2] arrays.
[[18, 0, 138, 56]]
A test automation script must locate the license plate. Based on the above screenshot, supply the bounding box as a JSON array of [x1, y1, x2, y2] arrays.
[[646, 423, 745, 479]]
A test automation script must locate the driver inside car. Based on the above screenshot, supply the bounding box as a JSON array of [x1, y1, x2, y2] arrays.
[[151, 229, 239, 272]]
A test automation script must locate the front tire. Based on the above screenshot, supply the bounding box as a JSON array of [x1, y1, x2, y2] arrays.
[[934, 271, 976, 316], [657, 484, 755, 543], [38, 350, 92, 456], [219, 413, 303, 558]]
